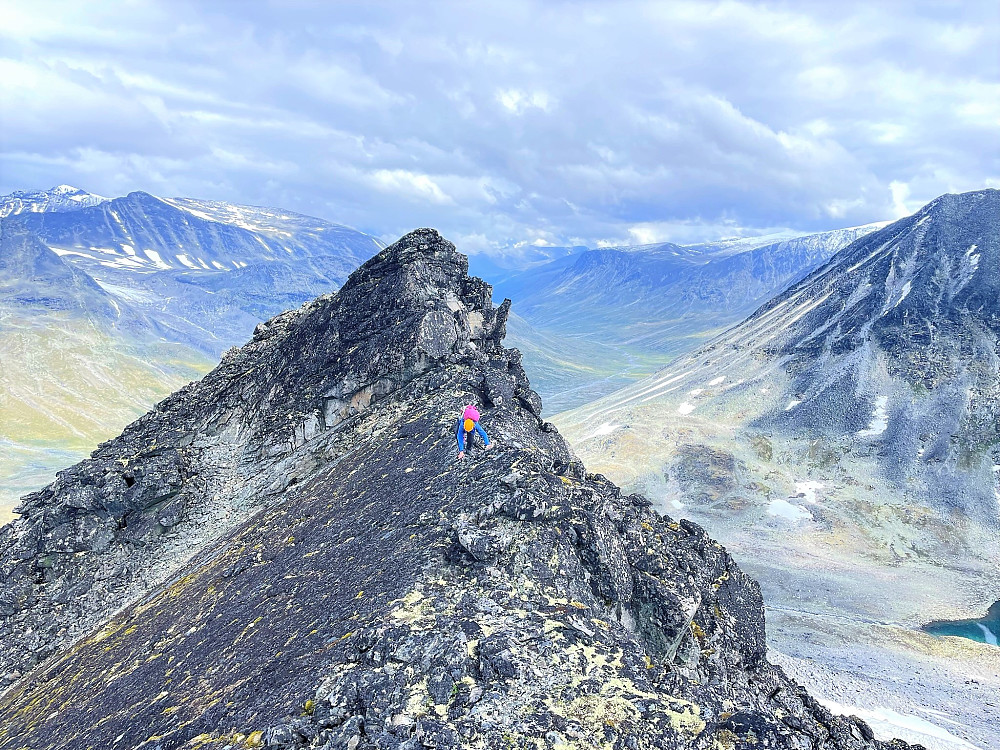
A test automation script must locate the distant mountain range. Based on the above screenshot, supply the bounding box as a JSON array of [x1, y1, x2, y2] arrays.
[[7, 189, 381, 354], [0, 185, 899, 519], [494, 223, 886, 351], [556, 189, 1000, 749], [492, 223, 886, 412], [0, 186, 382, 520]]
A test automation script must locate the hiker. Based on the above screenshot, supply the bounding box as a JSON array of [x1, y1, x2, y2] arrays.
[[456, 404, 493, 459]]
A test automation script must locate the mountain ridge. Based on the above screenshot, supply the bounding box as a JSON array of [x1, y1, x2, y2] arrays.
[[0, 229, 914, 750], [0, 185, 108, 218]]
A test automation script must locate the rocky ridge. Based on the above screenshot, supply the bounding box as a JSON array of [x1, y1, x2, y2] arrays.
[[0, 185, 107, 219], [0, 230, 915, 750]]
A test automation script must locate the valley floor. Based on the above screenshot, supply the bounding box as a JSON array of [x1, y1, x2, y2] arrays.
[[661, 509, 1000, 750], [769, 609, 998, 750]]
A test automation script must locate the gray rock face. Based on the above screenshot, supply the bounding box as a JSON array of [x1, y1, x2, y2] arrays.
[[0, 230, 914, 750], [750, 189, 1000, 523]]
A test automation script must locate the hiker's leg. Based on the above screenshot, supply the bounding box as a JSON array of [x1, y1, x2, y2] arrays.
[[465, 430, 474, 454]]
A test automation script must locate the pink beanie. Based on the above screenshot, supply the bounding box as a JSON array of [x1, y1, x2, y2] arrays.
[[462, 405, 480, 422]]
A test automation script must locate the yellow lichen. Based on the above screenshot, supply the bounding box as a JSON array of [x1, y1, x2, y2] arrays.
[[690, 621, 707, 642], [713, 729, 739, 750], [666, 701, 706, 736]]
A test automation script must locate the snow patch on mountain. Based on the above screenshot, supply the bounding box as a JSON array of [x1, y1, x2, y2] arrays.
[[819, 699, 981, 750], [0, 186, 107, 218], [578, 423, 621, 442], [795, 481, 824, 504], [768, 498, 812, 521], [857, 395, 889, 438]]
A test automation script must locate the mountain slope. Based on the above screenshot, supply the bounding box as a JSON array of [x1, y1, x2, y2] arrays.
[[0, 218, 123, 323], [0, 230, 912, 750], [495, 223, 885, 350], [503, 312, 670, 413], [556, 190, 1000, 750], [0, 189, 383, 520], [7, 190, 381, 352], [493, 224, 884, 410]]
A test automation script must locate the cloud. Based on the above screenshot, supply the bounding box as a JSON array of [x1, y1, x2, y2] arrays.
[[1, 0, 997, 250], [889, 180, 912, 218], [496, 89, 553, 115], [368, 169, 453, 205]]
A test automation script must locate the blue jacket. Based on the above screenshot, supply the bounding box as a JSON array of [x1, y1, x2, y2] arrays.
[[456, 417, 490, 450]]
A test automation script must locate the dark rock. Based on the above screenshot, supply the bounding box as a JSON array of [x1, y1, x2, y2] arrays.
[[0, 229, 912, 750]]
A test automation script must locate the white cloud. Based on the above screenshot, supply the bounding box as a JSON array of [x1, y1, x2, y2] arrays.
[[368, 169, 453, 205], [627, 224, 673, 246], [889, 181, 912, 218], [1, 0, 997, 250], [496, 88, 552, 114]]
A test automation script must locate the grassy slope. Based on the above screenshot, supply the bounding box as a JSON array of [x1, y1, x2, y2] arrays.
[[0, 313, 214, 522], [503, 312, 674, 415]]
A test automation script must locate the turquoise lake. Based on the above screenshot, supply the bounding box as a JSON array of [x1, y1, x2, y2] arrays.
[[923, 600, 1000, 645]]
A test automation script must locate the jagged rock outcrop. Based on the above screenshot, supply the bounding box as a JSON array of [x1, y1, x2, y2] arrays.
[[0, 230, 915, 750]]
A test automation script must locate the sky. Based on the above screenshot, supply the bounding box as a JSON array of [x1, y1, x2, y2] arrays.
[[1, 0, 997, 254]]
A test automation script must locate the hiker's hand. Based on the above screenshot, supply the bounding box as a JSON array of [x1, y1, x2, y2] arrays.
[[457, 451, 465, 460], [486, 443, 495, 450]]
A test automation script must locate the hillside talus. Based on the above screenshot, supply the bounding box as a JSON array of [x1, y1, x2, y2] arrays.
[[0, 230, 915, 750]]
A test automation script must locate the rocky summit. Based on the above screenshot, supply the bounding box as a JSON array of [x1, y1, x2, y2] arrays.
[[0, 230, 915, 750]]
